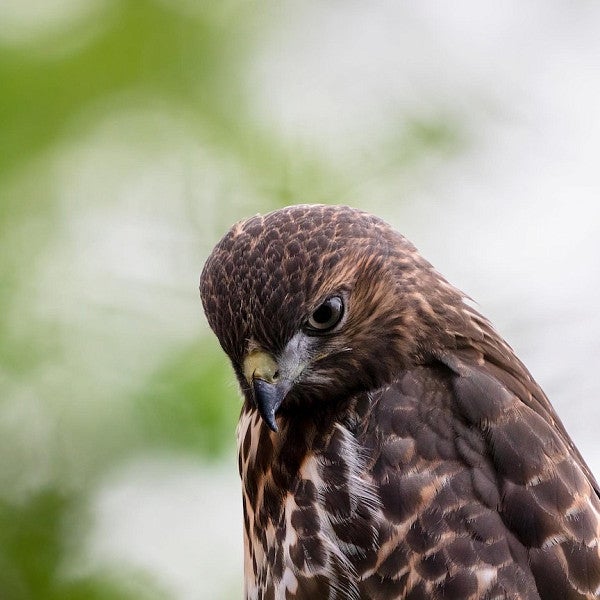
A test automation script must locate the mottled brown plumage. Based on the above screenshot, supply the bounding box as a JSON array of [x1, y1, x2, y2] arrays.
[[200, 204, 600, 600]]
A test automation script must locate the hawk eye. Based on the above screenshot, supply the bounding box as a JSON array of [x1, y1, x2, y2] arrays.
[[306, 296, 344, 333]]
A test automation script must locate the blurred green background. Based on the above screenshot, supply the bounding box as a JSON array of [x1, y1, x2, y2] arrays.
[[1, 1, 599, 599]]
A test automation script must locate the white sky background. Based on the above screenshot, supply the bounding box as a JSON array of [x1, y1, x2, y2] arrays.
[[8, 2, 597, 599]]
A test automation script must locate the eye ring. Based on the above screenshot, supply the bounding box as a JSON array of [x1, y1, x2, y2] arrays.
[[305, 296, 344, 333]]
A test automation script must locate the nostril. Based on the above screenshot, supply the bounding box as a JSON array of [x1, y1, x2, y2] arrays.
[[273, 370, 280, 381]]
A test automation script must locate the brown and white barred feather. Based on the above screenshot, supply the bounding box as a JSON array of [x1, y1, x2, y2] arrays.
[[239, 360, 600, 599]]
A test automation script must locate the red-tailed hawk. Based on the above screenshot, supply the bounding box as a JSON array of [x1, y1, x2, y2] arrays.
[[200, 204, 600, 599]]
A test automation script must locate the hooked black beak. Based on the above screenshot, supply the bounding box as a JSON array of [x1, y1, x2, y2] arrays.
[[252, 378, 291, 432], [243, 349, 292, 432]]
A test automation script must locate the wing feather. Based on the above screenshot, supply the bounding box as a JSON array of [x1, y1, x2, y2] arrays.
[[359, 360, 600, 599]]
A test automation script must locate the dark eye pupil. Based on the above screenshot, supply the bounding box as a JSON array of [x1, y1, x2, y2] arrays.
[[306, 296, 344, 332], [312, 304, 333, 324]]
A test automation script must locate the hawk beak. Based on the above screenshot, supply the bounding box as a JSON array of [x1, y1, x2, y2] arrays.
[[243, 350, 292, 432]]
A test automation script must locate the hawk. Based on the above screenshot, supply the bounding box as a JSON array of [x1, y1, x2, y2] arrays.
[[200, 204, 600, 599]]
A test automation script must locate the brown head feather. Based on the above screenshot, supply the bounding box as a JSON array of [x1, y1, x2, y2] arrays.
[[201, 205, 476, 403]]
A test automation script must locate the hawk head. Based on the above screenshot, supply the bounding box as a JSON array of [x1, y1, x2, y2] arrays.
[[200, 204, 471, 431]]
